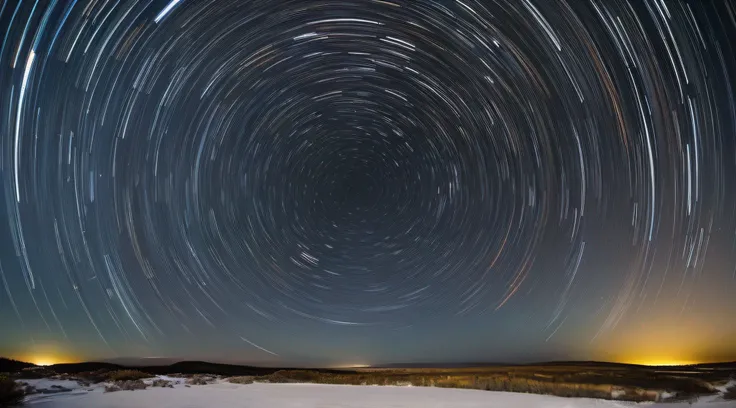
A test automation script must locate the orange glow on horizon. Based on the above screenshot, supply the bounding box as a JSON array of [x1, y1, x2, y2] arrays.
[[27, 355, 63, 366], [10, 352, 79, 367], [623, 359, 699, 367], [590, 307, 736, 369]]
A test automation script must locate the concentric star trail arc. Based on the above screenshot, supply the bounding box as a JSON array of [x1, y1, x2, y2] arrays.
[[1, 0, 735, 366]]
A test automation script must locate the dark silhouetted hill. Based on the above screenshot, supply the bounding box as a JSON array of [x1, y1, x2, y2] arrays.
[[2, 356, 352, 377], [372, 360, 736, 370], [374, 362, 509, 369], [0, 358, 35, 372], [101, 357, 177, 366], [4, 356, 735, 378], [47, 360, 344, 376], [49, 362, 123, 374], [141, 361, 281, 376]]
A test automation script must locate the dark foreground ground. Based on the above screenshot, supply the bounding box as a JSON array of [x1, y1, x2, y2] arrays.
[[2, 357, 735, 402]]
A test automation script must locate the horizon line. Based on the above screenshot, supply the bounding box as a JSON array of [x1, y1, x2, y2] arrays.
[[4, 356, 735, 369]]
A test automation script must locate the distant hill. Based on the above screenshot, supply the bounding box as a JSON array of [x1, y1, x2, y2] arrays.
[[0, 357, 36, 372], [3, 356, 735, 376], [49, 361, 123, 374], [524, 361, 647, 368], [34, 360, 275, 376], [101, 357, 178, 366], [48, 360, 346, 376], [372, 360, 736, 369], [373, 362, 510, 369], [372, 361, 625, 369], [0, 356, 353, 377], [141, 361, 282, 376]]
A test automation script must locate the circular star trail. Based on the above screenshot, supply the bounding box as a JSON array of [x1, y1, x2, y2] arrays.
[[1, 0, 735, 364]]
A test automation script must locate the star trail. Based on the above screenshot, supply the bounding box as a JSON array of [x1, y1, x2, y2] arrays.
[[1, 0, 736, 366]]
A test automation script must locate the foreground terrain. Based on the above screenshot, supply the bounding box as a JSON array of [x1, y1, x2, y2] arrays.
[[20, 380, 736, 408], [2, 358, 735, 406]]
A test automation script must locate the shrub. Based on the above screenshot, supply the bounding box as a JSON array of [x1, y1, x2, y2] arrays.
[[0, 375, 24, 406], [106, 380, 147, 392], [227, 376, 253, 384], [265, 371, 318, 383], [76, 369, 113, 384], [118, 380, 147, 391], [724, 384, 736, 400], [107, 370, 150, 382], [16, 367, 55, 380], [264, 374, 296, 383], [186, 375, 213, 385], [104, 385, 120, 393], [151, 379, 173, 388]]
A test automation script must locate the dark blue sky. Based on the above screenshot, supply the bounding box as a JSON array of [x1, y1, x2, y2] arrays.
[[1, 0, 736, 367]]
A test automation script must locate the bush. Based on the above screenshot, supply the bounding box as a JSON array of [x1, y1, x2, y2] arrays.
[[105, 380, 147, 392], [76, 369, 113, 384], [266, 371, 320, 383], [724, 384, 736, 400], [186, 375, 214, 385], [119, 380, 147, 391], [151, 379, 173, 388], [106, 370, 150, 382], [0, 375, 24, 406], [16, 367, 55, 380], [227, 376, 253, 384]]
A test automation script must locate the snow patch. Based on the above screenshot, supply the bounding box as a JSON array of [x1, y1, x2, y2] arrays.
[[20, 381, 736, 408]]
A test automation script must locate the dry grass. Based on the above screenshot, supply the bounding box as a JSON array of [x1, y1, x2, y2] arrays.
[[186, 375, 215, 385], [106, 370, 151, 382], [74, 369, 113, 384], [15, 367, 55, 380], [227, 376, 254, 384], [151, 379, 173, 388], [249, 367, 718, 402], [104, 380, 147, 392]]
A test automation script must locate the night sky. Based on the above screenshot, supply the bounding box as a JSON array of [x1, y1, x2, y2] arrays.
[[1, 0, 736, 368]]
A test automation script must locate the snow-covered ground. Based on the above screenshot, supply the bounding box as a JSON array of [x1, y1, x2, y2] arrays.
[[18, 377, 95, 404], [21, 378, 736, 408], [714, 379, 736, 394], [20, 378, 85, 392]]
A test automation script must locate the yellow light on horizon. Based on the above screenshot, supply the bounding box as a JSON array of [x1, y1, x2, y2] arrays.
[[624, 359, 698, 367], [11, 345, 79, 367], [24, 354, 73, 366], [28, 355, 60, 366], [332, 363, 371, 369]]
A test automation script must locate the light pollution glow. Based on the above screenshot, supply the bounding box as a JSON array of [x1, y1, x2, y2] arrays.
[[7, 350, 709, 368], [11, 350, 79, 367], [623, 359, 699, 367]]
